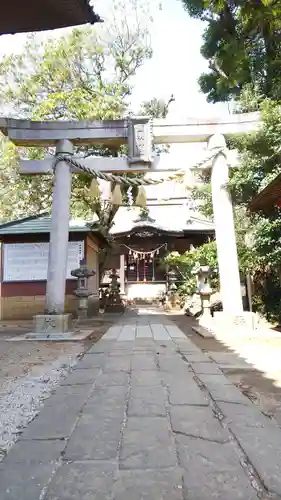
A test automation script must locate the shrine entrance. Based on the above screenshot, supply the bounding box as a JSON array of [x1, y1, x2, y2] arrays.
[[125, 244, 166, 283], [104, 205, 215, 302], [0, 113, 258, 334]]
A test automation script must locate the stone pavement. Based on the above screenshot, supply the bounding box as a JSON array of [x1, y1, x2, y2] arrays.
[[1, 309, 281, 499]]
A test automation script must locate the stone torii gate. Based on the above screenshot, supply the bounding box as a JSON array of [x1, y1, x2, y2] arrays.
[[0, 112, 260, 333]]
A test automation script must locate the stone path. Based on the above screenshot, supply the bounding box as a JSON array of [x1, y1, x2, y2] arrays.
[[1, 310, 281, 499]]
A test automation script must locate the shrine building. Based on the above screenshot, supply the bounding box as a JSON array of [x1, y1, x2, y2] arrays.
[[0, 214, 106, 320], [107, 204, 214, 301], [104, 179, 214, 300], [0, 179, 215, 319]]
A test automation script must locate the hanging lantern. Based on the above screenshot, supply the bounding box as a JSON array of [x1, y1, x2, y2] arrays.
[[135, 185, 147, 208], [111, 183, 123, 206], [88, 178, 100, 199], [129, 249, 132, 255], [156, 248, 160, 255]]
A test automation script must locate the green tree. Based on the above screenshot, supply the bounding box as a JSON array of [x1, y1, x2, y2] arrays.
[[185, 96, 281, 322], [165, 241, 218, 296], [181, 0, 281, 102], [0, 0, 154, 224]]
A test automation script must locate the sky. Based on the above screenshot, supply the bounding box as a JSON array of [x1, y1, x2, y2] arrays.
[[94, 0, 230, 118]]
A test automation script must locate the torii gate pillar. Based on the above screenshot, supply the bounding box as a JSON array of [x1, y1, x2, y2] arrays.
[[209, 134, 243, 315], [45, 139, 73, 314]]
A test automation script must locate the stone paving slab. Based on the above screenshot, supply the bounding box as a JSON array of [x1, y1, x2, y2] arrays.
[[111, 469, 184, 500], [20, 393, 87, 439], [87, 341, 114, 354], [207, 382, 253, 405], [103, 356, 131, 373], [60, 367, 101, 385], [103, 325, 122, 340], [44, 461, 116, 500], [0, 462, 58, 500], [2, 439, 66, 464], [64, 414, 124, 460], [165, 325, 187, 338], [177, 437, 259, 500], [171, 405, 230, 443], [167, 380, 209, 406], [158, 355, 192, 374], [198, 373, 234, 387], [73, 353, 105, 369], [151, 323, 171, 340], [131, 353, 157, 371], [217, 401, 276, 428], [46, 382, 94, 399], [83, 385, 128, 416], [131, 370, 163, 387], [136, 325, 152, 338], [231, 425, 281, 496], [94, 371, 129, 387], [118, 325, 136, 341], [128, 386, 167, 416], [183, 353, 213, 363], [192, 362, 224, 375], [120, 416, 177, 469], [1, 310, 280, 500]]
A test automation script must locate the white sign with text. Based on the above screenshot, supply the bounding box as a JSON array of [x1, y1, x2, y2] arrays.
[[3, 241, 84, 281]]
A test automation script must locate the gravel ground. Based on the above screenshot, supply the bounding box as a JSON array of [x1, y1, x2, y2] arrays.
[[0, 322, 110, 460]]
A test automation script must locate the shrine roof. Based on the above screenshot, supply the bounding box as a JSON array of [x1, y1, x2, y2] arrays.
[[0, 206, 214, 239], [110, 205, 214, 236], [0, 213, 99, 235], [0, 0, 101, 35], [248, 173, 281, 213]]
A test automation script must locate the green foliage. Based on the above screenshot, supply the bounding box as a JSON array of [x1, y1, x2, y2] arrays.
[[187, 90, 281, 321], [0, 0, 157, 224], [165, 241, 218, 295], [181, 0, 281, 102]]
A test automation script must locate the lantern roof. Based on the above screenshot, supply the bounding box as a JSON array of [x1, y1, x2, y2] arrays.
[[0, 0, 101, 35]]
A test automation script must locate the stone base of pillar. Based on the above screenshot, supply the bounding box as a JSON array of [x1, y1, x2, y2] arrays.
[[192, 311, 258, 338], [12, 313, 93, 341], [33, 314, 73, 334], [213, 311, 257, 330]]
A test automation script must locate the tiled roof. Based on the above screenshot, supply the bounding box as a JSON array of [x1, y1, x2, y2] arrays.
[[0, 213, 98, 235], [0, 0, 101, 35], [110, 205, 214, 236], [0, 205, 214, 238]]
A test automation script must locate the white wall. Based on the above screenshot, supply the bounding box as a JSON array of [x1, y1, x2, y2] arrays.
[[126, 283, 166, 300]]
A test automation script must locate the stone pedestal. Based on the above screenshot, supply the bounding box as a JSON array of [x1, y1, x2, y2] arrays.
[[34, 314, 72, 334], [10, 313, 94, 341], [213, 311, 257, 330]]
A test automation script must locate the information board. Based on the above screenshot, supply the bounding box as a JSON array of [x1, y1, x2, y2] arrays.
[[3, 241, 84, 282]]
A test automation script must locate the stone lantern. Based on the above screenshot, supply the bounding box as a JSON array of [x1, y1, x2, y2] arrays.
[[71, 259, 96, 318], [105, 269, 125, 312], [167, 269, 178, 308], [193, 264, 214, 322]]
